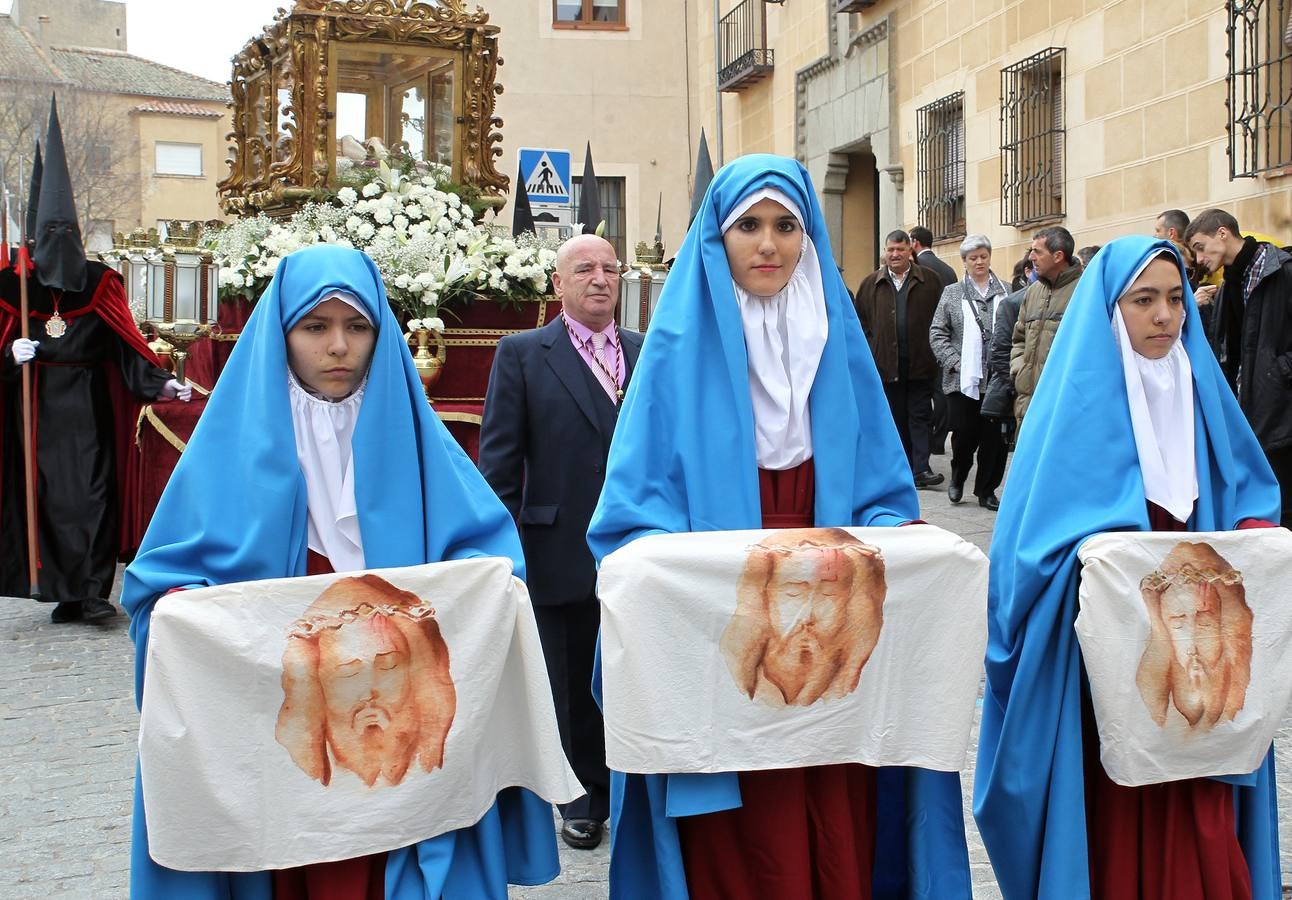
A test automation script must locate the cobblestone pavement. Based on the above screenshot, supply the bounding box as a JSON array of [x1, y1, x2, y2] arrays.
[[4, 451, 1291, 898]]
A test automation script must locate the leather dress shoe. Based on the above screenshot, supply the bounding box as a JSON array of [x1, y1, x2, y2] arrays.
[[82, 598, 119, 623], [947, 482, 964, 504], [913, 470, 945, 489], [561, 818, 603, 850], [978, 493, 1000, 511], [50, 601, 83, 624]]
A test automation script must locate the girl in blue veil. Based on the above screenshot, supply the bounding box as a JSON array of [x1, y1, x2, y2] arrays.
[[974, 236, 1282, 900], [586, 154, 973, 899], [122, 244, 560, 899]]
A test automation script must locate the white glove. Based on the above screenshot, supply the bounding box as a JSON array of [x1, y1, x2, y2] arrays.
[[160, 378, 193, 402], [10, 338, 38, 365]]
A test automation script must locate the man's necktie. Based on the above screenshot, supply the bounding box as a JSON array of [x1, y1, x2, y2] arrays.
[[589, 331, 621, 404]]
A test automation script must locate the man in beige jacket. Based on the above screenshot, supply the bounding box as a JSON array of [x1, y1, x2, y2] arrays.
[[1010, 225, 1082, 425]]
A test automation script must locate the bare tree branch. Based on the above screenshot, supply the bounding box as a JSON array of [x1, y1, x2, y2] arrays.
[[0, 80, 140, 241]]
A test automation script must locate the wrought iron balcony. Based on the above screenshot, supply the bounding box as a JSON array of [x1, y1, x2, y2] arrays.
[[718, 0, 774, 92]]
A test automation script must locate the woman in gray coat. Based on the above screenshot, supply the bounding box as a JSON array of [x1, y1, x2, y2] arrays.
[[929, 234, 1009, 509]]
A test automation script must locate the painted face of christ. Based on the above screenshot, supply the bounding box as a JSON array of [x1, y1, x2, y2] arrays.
[[1135, 542, 1252, 730], [722, 528, 886, 708], [316, 614, 419, 787], [277, 574, 456, 787]]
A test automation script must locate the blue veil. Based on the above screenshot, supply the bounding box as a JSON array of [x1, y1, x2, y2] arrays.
[[123, 245, 557, 899], [973, 236, 1282, 900], [586, 154, 970, 898]]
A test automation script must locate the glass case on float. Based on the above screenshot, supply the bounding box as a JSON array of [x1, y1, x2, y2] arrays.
[[219, 0, 506, 217]]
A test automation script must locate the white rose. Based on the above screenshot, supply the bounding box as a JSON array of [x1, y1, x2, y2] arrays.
[[393, 215, 409, 232], [377, 225, 396, 239], [447, 193, 461, 208], [337, 187, 358, 206], [436, 218, 452, 234], [373, 207, 394, 225], [357, 222, 376, 241], [395, 274, 412, 290], [346, 215, 364, 234], [361, 182, 381, 198], [426, 316, 445, 331], [404, 203, 423, 220]]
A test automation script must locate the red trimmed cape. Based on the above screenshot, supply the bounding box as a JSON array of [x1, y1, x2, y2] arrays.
[[0, 263, 163, 557]]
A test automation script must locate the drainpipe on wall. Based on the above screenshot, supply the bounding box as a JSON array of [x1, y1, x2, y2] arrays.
[[713, 0, 724, 164]]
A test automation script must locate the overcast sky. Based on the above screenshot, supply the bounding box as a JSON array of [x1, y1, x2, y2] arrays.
[[1, 0, 287, 84]]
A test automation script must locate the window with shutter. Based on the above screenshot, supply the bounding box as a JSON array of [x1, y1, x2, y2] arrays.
[[916, 92, 966, 240], [553, 0, 626, 29], [155, 142, 203, 177], [1227, 0, 1292, 177], [1000, 48, 1065, 228]]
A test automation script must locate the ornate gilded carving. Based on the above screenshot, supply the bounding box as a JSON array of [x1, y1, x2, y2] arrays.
[[219, 0, 507, 216]]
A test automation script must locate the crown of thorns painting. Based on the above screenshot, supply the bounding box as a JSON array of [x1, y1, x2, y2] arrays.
[[721, 528, 886, 708], [1135, 542, 1252, 730], [276, 575, 457, 787]]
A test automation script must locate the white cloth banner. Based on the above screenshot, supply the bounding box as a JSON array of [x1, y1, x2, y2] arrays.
[[139, 557, 583, 872], [597, 524, 988, 774], [1077, 528, 1292, 786]]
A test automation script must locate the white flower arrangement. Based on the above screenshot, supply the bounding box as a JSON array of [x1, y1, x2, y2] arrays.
[[406, 316, 446, 333], [201, 153, 561, 320]]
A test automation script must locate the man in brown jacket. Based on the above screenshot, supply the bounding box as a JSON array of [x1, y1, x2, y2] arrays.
[[855, 230, 946, 488], [1010, 225, 1082, 425]]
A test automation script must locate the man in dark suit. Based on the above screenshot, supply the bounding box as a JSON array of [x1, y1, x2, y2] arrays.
[[910, 226, 958, 289], [910, 226, 957, 456], [479, 234, 643, 851]]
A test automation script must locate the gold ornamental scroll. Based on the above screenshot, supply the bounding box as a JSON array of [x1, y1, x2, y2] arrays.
[[219, 0, 507, 217]]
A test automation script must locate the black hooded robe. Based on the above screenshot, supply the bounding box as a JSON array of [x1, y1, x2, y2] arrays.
[[0, 261, 171, 603]]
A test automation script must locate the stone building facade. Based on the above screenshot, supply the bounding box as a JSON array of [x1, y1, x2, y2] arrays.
[[484, 0, 698, 261], [693, 0, 1292, 280], [0, 0, 228, 246]]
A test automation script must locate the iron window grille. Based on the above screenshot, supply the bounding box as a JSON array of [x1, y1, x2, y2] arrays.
[[1227, 0, 1292, 177], [571, 175, 627, 264], [917, 92, 966, 241], [718, 0, 774, 92], [1000, 47, 1065, 228]]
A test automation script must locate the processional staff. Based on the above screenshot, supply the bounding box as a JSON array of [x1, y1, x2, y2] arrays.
[[16, 153, 40, 598], [1, 173, 9, 271]]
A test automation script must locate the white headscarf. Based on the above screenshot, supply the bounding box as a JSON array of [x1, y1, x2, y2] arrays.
[[721, 187, 830, 470], [1111, 255, 1198, 522], [287, 290, 371, 571]]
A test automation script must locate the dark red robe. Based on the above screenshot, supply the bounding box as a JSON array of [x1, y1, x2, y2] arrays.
[[272, 550, 388, 900], [1082, 503, 1252, 900], [676, 462, 878, 900]]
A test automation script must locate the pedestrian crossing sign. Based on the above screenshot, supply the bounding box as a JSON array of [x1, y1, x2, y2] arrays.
[[519, 148, 571, 207]]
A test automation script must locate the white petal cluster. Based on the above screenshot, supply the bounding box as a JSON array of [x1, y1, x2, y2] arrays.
[[196, 156, 562, 319]]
